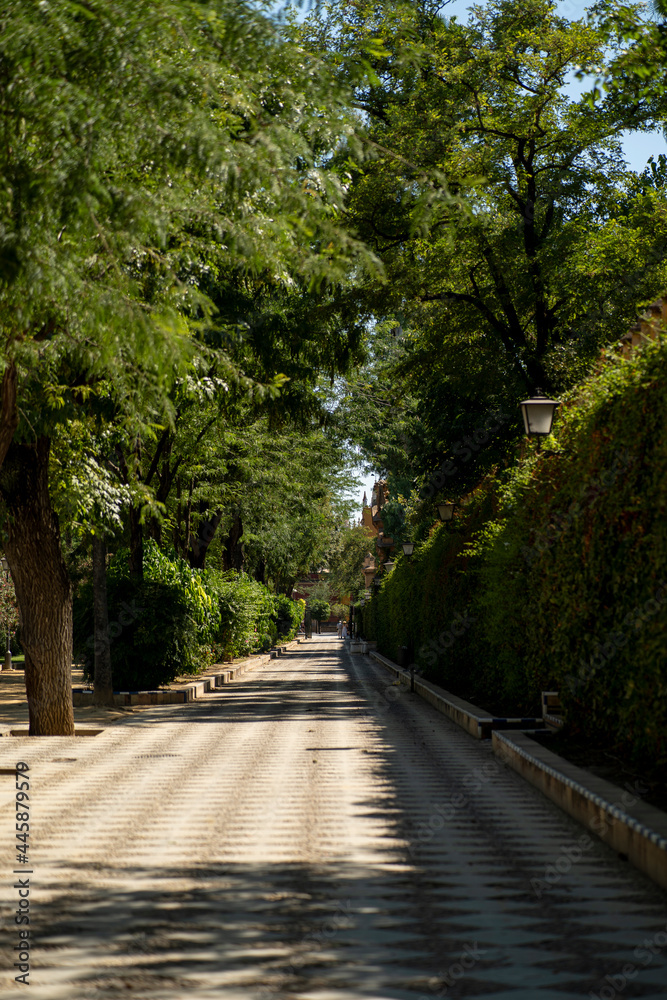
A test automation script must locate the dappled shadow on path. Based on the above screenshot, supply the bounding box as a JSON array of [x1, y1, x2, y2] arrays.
[[30, 859, 462, 1000], [13, 639, 667, 999]]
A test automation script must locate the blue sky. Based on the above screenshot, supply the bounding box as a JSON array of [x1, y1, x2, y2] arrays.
[[443, 0, 666, 173]]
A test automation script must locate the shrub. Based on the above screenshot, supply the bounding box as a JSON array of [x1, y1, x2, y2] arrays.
[[309, 598, 331, 623], [272, 593, 304, 642], [203, 571, 276, 659], [73, 577, 201, 689], [73, 543, 306, 689]]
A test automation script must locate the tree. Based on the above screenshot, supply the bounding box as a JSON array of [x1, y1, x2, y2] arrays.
[[0, 572, 19, 663], [0, 0, 374, 733], [326, 522, 376, 600], [309, 598, 331, 632], [91, 534, 113, 707], [312, 0, 667, 498]]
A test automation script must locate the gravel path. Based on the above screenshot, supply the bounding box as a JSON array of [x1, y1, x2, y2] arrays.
[[1, 636, 666, 999]]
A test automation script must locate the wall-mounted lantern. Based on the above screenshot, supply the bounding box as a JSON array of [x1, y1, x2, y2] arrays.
[[519, 389, 559, 438], [437, 502, 456, 522]]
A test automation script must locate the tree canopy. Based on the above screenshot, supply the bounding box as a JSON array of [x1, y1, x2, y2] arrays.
[[3, 0, 667, 733]]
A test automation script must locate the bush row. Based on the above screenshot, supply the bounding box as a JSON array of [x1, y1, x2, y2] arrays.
[[360, 336, 667, 769], [73, 540, 304, 689]]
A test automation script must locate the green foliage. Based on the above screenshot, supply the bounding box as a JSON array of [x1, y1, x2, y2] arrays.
[[322, 0, 667, 499], [362, 336, 667, 767], [272, 593, 305, 642], [204, 571, 277, 657], [74, 540, 305, 684], [203, 571, 303, 656], [325, 523, 373, 600], [74, 577, 202, 689], [0, 576, 20, 645], [359, 494, 493, 703], [309, 598, 331, 622], [142, 541, 221, 649]]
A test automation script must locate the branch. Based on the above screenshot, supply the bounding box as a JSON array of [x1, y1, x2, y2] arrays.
[[143, 428, 172, 489]]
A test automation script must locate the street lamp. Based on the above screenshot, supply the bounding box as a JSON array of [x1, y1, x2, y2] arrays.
[[402, 542, 415, 557], [384, 559, 395, 571], [519, 389, 559, 440], [437, 502, 456, 522], [0, 556, 12, 671]]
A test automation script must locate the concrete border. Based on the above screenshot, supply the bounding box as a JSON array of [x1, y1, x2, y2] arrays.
[[493, 730, 667, 893], [72, 638, 305, 707], [368, 648, 667, 893], [369, 650, 541, 738]]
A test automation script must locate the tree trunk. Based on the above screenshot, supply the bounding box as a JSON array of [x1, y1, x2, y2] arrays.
[[0, 360, 19, 469], [0, 438, 75, 735], [221, 513, 244, 572], [92, 535, 114, 707], [187, 510, 223, 570], [129, 504, 144, 581]]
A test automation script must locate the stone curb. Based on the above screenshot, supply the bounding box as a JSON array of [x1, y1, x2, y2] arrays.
[[72, 638, 305, 707], [368, 648, 667, 893], [493, 730, 667, 893], [369, 650, 541, 737]]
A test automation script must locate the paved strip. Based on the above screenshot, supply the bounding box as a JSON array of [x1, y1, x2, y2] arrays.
[[0, 636, 666, 999]]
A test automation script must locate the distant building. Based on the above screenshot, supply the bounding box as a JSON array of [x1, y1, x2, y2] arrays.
[[360, 479, 396, 589]]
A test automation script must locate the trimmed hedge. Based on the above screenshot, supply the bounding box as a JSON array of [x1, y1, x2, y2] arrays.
[[361, 336, 667, 767], [73, 577, 202, 689], [74, 542, 304, 688]]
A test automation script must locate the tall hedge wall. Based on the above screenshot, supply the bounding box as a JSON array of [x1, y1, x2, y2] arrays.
[[360, 336, 667, 768]]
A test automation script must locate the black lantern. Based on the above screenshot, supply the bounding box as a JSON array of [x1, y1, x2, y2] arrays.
[[437, 502, 455, 522], [520, 389, 559, 437], [402, 542, 415, 557]]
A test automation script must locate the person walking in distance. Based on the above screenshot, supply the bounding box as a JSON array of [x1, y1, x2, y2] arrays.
[[337, 620, 343, 638], [341, 622, 348, 639]]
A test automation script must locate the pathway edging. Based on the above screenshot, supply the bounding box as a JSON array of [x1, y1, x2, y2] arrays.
[[494, 729, 667, 892], [72, 638, 305, 707], [369, 649, 541, 737], [368, 646, 667, 893]]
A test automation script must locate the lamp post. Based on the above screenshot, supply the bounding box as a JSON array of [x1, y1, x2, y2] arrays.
[[401, 542, 415, 557], [384, 559, 395, 571], [519, 389, 559, 450], [0, 556, 12, 672]]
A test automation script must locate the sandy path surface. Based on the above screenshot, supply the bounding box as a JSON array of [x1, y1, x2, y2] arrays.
[[1, 636, 666, 999]]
